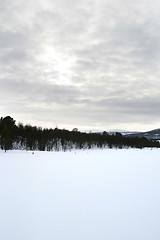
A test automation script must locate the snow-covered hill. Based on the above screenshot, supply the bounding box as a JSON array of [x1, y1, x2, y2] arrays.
[[125, 128, 160, 140]]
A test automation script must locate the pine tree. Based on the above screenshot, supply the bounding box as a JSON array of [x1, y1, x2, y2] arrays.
[[0, 126, 12, 151]]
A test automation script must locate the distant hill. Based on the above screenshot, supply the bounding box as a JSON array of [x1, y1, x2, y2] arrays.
[[89, 129, 160, 140], [125, 129, 160, 140], [107, 130, 140, 136]]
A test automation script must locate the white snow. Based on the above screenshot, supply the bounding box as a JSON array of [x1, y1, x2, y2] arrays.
[[0, 148, 160, 240]]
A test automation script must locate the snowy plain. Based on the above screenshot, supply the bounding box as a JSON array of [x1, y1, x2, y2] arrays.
[[0, 148, 160, 240]]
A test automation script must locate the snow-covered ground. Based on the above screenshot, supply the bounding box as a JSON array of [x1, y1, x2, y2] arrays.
[[0, 148, 160, 240]]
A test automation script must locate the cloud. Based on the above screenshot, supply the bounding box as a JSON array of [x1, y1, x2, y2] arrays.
[[0, 0, 160, 131]]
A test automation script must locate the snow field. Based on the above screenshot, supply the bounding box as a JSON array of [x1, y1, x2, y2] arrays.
[[0, 149, 160, 240]]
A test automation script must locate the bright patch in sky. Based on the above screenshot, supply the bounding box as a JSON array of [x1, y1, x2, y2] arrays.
[[38, 45, 73, 85]]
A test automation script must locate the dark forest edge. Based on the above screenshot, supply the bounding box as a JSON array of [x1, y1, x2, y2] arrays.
[[0, 116, 160, 151]]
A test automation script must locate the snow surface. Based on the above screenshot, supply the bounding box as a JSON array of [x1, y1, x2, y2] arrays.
[[0, 148, 160, 240]]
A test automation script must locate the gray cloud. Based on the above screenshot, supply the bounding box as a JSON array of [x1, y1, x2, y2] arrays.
[[0, 0, 160, 131]]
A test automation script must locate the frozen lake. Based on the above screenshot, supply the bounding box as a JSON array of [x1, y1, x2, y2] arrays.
[[0, 149, 160, 240]]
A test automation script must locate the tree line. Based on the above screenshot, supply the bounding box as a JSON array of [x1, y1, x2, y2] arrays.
[[0, 116, 159, 151]]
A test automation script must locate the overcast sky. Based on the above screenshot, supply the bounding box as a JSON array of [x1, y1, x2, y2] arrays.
[[1, 0, 160, 131]]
